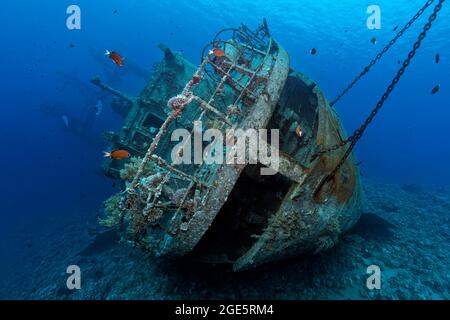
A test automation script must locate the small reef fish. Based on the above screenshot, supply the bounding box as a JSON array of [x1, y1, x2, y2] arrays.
[[104, 150, 130, 160], [435, 53, 440, 64], [393, 25, 399, 32], [295, 125, 303, 138], [431, 85, 440, 95], [310, 48, 317, 55], [370, 36, 377, 45], [62, 115, 69, 128], [94, 100, 103, 116], [212, 48, 225, 57], [105, 50, 124, 66]]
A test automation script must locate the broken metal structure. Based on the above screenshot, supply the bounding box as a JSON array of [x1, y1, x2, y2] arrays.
[[94, 20, 363, 271]]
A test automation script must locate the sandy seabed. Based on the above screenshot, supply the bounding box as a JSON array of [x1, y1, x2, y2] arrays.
[[1, 178, 448, 300]]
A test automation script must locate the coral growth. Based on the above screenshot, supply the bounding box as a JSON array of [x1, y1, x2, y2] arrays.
[[314, 216, 342, 254], [119, 157, 158, 182], [99, 193, 123, 228], [100, 157, 159, 229]]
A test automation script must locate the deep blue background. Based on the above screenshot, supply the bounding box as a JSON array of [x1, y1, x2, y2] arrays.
[[0, 0, 448, 246]]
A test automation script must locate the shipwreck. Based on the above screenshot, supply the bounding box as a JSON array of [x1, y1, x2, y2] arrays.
[[94, 20, 363, 271]]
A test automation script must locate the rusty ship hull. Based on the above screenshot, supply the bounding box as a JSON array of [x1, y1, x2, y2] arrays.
[[96, 21, 363, 271]]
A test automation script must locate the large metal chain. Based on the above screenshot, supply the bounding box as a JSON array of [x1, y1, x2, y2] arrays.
[[311, 0, 442, 163], [329, 0, 435, 108], [324, 0, 445, 181], [311, 0, 436, 161]]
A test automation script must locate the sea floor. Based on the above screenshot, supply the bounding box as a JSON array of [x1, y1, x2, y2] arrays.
[[1, 178, 449, 300]]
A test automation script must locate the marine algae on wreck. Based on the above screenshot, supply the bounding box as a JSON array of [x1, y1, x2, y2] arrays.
[[96, 20, 363, 271]]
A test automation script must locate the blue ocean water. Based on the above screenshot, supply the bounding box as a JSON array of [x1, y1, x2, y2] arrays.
[[0, 0, 448, 299]]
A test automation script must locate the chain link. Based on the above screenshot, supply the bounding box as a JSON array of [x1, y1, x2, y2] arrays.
[[329, 0, 435, 108], [323, 0, 445, 181], [310, 0, 441, 163]]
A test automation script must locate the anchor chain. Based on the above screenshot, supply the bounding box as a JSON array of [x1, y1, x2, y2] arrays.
[[312, 0, 437, 161], [330, 0, 435, 108], [322, 0, 445, 182]]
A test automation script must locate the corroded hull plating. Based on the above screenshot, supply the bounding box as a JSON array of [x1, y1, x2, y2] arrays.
[[98, 21, 363, 271]]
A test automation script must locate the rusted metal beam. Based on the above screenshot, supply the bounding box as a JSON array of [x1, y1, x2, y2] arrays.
[[91, 76, 135, 105]]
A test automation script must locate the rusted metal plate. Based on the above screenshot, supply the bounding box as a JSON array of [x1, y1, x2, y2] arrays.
[[98, 21, 363, 271]]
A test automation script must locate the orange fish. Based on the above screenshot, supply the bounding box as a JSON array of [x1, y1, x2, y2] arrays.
[[105, 50, 124, 66], [104, 150, 130, 160], [295, 125, 303, 138], [213, 48, 225, 57]]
